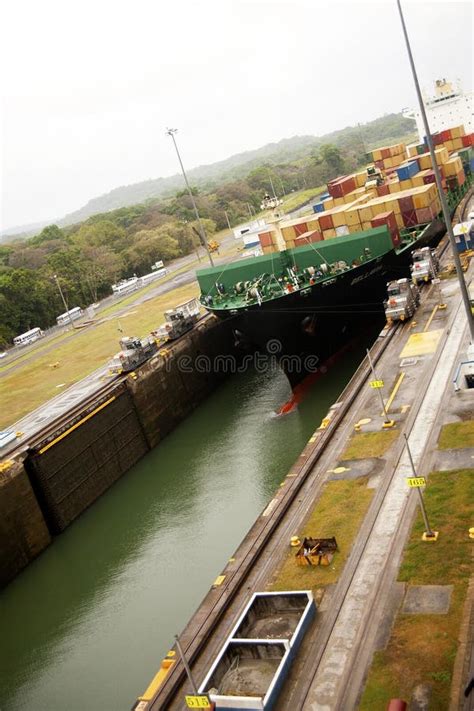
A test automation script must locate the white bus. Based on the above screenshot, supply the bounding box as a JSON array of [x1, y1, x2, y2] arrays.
[[13, 327, 45, 347], [140, 269, 168, 287], [112, 277, 139, 297], [56, 307, 83, 326]]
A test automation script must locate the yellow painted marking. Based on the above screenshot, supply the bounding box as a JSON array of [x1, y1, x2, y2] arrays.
[[328, 466, 350, 475], [309, 435, 317, 442], [359, 418, 372, 425], [213, 575, 226, 587], [406, 476, 426, 488], [423, 305, 439, 332], [185, 696, 211, 709], [228, 557, 235, 562], [382, 372, 405, 415], [400, 329, 443, 358], [370, 379, 384, 389], [401, 405, 410, 414], [38, 397, 116, 454], [138, 652, 176, 701]]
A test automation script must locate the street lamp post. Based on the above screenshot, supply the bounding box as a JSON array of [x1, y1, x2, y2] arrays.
[[166, 128, 214, 268], [396, 0, 474, 342], [53, 274, 75, 329]]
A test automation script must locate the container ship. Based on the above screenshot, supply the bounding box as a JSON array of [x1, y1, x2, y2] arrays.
[[197, 125, 473, 385]]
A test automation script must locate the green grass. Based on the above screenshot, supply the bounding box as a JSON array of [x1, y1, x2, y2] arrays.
[[279, 186, 326, 214], [269, 477, 373, 594], [438, 420, 474, 450], [0, 282, 200, 429], [341, 429, 399, 460], [0, 330, 76, 374], [360, 469, 474, 711]]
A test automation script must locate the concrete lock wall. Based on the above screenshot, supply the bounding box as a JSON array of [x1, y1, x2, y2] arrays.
[[25, 385, 149, 535], [0, 459, 51, 588], [1, 316, 237, 586], [128, 316, 237, 448]]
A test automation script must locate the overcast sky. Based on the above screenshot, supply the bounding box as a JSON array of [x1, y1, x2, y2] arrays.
[[0, 0, 472, 232]]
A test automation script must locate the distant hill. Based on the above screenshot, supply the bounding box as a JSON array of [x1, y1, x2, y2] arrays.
[[2, 112, 415, 241]]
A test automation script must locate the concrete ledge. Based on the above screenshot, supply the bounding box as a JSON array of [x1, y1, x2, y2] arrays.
[[402, 585, 453, 615]]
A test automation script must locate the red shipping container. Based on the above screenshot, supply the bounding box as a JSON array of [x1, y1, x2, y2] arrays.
[[259, 232, 274, 248], [371, 211, 398, 236], [415, 207, 434, 224], [401, 210, 417, 228], [308, 230, 323, 243], [399, 195, 414, 211], [319, 213, 334, 230], [377, 184, 390, 196], [457, 170, 466, 187], [433, 132, 444, 146], [440, 129, 452, 142], [374, 160, 384, 170], [294, 222, 308, 236], [423, 170, 435, 184], [381, 147, 391, 159], [294, 236, 308, 248], [339, 176, 356, 195], [328, 182, 344, 198]]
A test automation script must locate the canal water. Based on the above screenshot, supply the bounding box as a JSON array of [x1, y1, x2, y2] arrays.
[[1, 344, 369, 711]]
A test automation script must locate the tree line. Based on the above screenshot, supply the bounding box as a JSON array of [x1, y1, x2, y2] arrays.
[[0, 133, 402, 348]]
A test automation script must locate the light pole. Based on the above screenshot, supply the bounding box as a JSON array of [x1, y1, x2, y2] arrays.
[[53, 274, 75, 329], [396, 0, 474, 342], [166, 128, 214, 267]]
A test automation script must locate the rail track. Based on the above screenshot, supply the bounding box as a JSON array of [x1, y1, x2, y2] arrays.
[[145, 187, 473, 710], [1, 314, 214, 461]]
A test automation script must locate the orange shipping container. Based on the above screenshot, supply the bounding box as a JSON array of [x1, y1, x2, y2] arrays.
[[344, 208, 362, 227]]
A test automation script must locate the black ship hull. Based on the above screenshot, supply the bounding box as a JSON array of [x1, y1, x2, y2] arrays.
[[212, 218, 445, 387]]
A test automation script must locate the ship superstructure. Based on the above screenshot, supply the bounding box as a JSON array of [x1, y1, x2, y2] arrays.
[[403, 79, 473, 140]]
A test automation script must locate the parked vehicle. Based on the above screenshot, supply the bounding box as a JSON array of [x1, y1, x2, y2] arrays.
[[109, 336, 158, 374], [13, 327, 44, 347], [384, 278, 420, 322], [410, 247, 440, 284], [112, 277, 139, 297], [260, 193, 283, 211], [153, 298, 201, 342], [56, 307, 83, 326]]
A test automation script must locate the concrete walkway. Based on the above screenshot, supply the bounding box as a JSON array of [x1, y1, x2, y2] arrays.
[[303, 279, 471, 709]]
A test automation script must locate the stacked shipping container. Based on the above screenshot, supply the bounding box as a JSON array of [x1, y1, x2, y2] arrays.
[[259, 122, 470, 255]]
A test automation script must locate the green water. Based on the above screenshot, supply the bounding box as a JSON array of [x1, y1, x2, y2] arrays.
[[0, 350, 366, 711]]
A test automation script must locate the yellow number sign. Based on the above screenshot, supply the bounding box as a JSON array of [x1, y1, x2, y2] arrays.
[[185, 695, 211, 709], [370, 379, 384, 389], [406, 476, 426, 488]]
